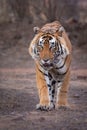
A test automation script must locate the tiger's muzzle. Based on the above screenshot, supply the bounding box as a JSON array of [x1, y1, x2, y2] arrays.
[[40, 59, 53, 69]]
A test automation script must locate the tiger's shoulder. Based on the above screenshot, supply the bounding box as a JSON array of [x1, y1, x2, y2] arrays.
[[40, 21, 61, 34]]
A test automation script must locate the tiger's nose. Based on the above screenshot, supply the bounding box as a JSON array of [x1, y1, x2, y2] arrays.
[[41, 59, 50, 64], [44, 59, 49, 62]]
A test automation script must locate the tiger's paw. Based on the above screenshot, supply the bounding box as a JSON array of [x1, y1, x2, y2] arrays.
[[55, 104, 71, 110], [36, 103, 55, 111]]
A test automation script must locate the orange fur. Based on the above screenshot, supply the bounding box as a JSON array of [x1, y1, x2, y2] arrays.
[[29, 21, 72, 110]]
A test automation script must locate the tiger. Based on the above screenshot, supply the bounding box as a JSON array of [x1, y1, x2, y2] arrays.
[[29, 21, 72, 111]]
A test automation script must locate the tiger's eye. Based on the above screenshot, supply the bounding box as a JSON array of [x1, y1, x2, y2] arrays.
[[51, 42, 55, 46], [39, 41, 42, 45]]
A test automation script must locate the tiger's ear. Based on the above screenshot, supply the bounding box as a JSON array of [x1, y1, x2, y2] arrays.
[[33, 26, 40, 34], [58, 26, 64, 37]]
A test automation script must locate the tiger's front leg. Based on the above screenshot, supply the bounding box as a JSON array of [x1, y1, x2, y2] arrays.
[[36, 66, 54, 111], [53, 54, 71, 109], [56, 69, 70, 109]]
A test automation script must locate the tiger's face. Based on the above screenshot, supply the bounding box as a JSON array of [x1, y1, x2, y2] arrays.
[[32, 34, 58, 69], [30, 33, 69, 70], [34, 34, 58, 68]]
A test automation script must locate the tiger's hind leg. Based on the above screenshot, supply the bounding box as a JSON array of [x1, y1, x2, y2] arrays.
[[56, 70, 70, 109]]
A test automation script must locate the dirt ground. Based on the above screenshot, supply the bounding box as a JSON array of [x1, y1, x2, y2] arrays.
[[0, 22, 87, 130]]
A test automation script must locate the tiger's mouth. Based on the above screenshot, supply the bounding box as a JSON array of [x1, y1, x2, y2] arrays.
[[41, 63, 53, 70], [43, 63, 53, 67], [39, 59, 53, 70]]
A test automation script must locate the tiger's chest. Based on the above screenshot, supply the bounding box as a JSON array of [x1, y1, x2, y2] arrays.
[[44, 67, 65, 88], [44, 69, 63, 104], [39, 55, 68, 91], [45, 59, 67, 82]]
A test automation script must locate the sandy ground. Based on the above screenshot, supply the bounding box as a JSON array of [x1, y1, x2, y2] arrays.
[[0, 22, 87, 130]]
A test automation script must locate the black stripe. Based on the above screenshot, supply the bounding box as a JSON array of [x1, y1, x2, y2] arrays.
[[57, 41, 59, 51], [47, 84, 51, 88], [50, 100, 53, 102], [40, 64, 44, 68], [52, 94, 54, 98], [52, 89, 55, 94], [57, 80, 62, 83], [49, 88, 51, 91], [37, 65, 49, 77], [48, 73, 52, 80], [52, 80, 56, 85], [55, 56, 68, 70], [59, 67, 69, 75], [59, 43, 63, 54], [44, 73, 49, 77], [37, 68, 46, 81], [38, 68, 43, 74], [52, 67, 69, 77]]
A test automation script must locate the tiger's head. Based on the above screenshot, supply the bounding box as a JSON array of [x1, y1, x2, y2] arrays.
[[29, 22, 70, 70]]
